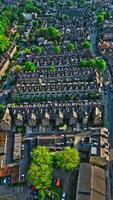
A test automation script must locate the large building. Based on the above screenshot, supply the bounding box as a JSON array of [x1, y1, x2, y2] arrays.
[[76, 163, 108, 200]]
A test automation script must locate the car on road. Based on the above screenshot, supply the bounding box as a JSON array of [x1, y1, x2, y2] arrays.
[[56, 139, 74, 147], [61, 192, 66, 200], [56, 178, 61, 188], [21, 144, 24, 151], [30, 185, 38, 199]]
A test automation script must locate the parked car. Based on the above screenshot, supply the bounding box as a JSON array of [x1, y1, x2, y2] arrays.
[[21, 144, 24, 151], [56, 178, 61, 188], [61, 192, 66, 200]]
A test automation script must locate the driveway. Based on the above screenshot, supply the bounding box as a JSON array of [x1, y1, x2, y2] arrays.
[[53, 168, 71, 192], [53, 168, 78, 200]]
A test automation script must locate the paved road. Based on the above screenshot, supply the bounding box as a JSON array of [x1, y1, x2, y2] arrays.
[[91, 15, 113, 200], [20, 140, 30, 179], [0, 73, 15, 104]]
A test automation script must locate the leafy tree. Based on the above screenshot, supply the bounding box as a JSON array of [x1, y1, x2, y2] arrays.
[[98, 14, 104, 23], [0, 35, 9, 53], [80, 58, 106, 73], [47, 27, 62, 42], [38, 191, 46, 200], [54, 45, 61, 54], [87, 59, 96, 67], [49, 64, 56, 72], [63, 14, 69, 22], [39, 27, 62, 43], [24, 61, 36, 72], [33, 46, 43, 55], [0, 104, 4, 113], [24, 48, 31, 55], [97, 12, 105, 23], [14, 65, 23, 73], [0, 23, 5, 35], [67, 42, 75, 52], [82, 40, 92, 49], [25, 0, 34, 12], [19, 14, 26, 23], [55, 147, 80, 170], [105, 12, 112, 20], [27, 146, 53, 191], [80, 59, 88, 67], [95, 58, 106, 73], [0, 15, 10, 35]]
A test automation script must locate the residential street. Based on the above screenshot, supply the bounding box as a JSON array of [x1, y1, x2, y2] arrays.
[[91, 13, 113, 200]]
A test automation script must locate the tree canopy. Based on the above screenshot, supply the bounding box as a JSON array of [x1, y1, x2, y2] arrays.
[[96, 58, 107, 73], [80, 58, 106, 73], [49, 64, 56, 72], [24, 61, 36, 72], [27, 146, 53, 191], [33, 46, 43, 55], [0, 35, 9, 53], [67, 42, 75, 52], [39, 27, 62, 43], [97, 11, 105, 23], [24, 48, 31, 55], [14, 65, 23, 73], [82, 40, 92, 49], [0, 104, 4, 117], [54, 45, 61, 54], [54, 147, 80, 170]]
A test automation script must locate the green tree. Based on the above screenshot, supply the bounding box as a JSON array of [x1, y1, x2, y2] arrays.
[[62, 14, 69, 22], [87, 59, 96, 67], [14, 65, 23, 73], [49, 64, 56, 72], [82, 40, 92, 49], [25, 0, 34, 12], [24, 61, 36, 72], [105, 12, 112, 20], [27, 146, 53, 191], [55, 147, 80, 171], [80, 59, 88, 67], [80, 58, 106, 73], [38, 191, 46, 200], [0, 23, 5, 35], [0, 104, 4, 114], [98, 14, 104, 23], [97, 12, 105, 23], [54, 45, 61, 54], [0, 35, 9, 53], [33, 46, 43, 55], [24, 48, 31, 55], [19, 14, 26, 23], [39, 27, 62, 43], [96, 58, 106, 73], [67, 42, 75, 52]]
